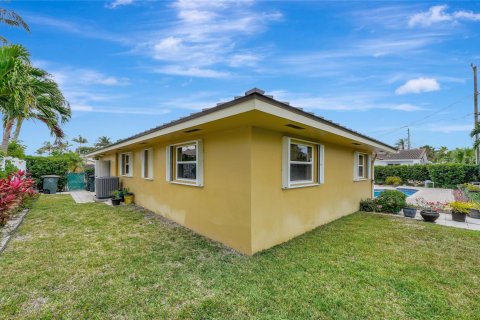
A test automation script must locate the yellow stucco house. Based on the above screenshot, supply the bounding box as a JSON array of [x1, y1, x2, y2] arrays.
[[88, 88, 396, 255]]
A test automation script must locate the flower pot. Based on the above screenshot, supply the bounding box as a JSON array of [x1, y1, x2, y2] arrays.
[[420, 210, 439, 222], [124, 194, 134, 205], [452, 211, 466, 222], [111, 198, 121, 206], [403, 207, 417, 218], [469, 209, 480, 219]]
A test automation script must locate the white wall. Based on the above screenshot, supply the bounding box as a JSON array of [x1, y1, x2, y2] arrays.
[[0, 156, 26, 172]]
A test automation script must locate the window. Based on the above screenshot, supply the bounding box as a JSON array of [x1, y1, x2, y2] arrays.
[[354, 152, 371, 180], [142, 148, 153, 179], [282, 137, 324, 188], [166, 140, 203, 186], [120, 152, 132, 176]]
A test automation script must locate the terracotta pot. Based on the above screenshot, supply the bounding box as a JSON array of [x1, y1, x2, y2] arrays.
[[420, 210, 439, 222], [452, 211, 466, 222]]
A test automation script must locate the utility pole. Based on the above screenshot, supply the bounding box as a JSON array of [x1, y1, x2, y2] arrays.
[[473, 64, 479, 164], [407, 127, 411, 150]]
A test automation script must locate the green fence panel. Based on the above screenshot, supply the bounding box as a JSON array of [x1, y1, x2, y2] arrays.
[[67, 173, 85, 191]]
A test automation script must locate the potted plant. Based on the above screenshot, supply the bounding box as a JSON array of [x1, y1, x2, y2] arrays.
[[414, 198, 445, 222], [449, 201, 472, 222], [123, 187, 134, 205], [402, 205, 417, 218], [469, 202, 480, 219], [117, 188, 125, 202], [111, 190, 121, 206]]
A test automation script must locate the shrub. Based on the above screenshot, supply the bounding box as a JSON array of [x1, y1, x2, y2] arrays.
[[375, 164, 479, 188], [375, 190, 407, 213], [25, 156, 69, 191], [449, 201, 472, 214], [0, 170, 37, 226], [360, 198, 376, 212], [385, 176, 402, 186]]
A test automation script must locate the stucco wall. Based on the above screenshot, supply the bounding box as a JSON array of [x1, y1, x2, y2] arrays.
[[250, 127, 371, 253], [114, 126, 253, 254]]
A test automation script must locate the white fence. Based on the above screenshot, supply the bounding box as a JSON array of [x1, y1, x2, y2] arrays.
[[0, 156, 26, 172]]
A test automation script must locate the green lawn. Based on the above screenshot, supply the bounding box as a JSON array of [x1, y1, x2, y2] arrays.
[[1, 195, 480, 319]]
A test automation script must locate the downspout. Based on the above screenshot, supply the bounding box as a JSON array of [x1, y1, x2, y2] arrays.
[[371, 152, 377, 198]]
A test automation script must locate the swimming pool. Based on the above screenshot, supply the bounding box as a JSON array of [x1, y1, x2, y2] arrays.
[[374, 188, 418, 198]]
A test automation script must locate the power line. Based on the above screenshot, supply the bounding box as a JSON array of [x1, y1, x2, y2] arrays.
[[375, 94, 471, 138]]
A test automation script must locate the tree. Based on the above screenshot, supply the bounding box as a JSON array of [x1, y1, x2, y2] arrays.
[[0, 45, 70, 152], [36, 139, 71, 156], [470, 124, 480, 151], [36, 141, 53, 155], [395, 138, 407, 150], [0, 8, 29, 43], [95, 136, 112, 149], [420, 145, 436, 162], [7, 140, 25, 158], [72, 135, 88, 154]]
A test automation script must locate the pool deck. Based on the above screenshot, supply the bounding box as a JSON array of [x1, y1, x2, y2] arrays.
[[374, 185, 454, 204], [374, 185, 480, 231]]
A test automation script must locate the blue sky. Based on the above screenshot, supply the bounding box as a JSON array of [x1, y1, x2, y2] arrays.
[[3, 1, 480, 154]]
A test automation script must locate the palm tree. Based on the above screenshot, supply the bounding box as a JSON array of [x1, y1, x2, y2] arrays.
[[395, 138, 407, 150], [0, 45, 70, 152], [36, 141, 54, 155], [95, 136, 112, 148], [72, 135, 88, 153], [470, 124, 480, 151], [0, 8, 29, 43]]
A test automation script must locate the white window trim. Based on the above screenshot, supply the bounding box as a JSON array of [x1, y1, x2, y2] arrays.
[[119, 152, 133, 177], [354, 151, 371, 181], [166, 140, 203, 187], [141, 148, 154, 180], [282, 137, 324, 189]]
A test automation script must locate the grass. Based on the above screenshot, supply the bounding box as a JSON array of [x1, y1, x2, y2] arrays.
[[1, 195, 480, 319]]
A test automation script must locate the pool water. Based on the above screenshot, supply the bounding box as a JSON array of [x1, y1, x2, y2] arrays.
[[374, 188, 418, 198]]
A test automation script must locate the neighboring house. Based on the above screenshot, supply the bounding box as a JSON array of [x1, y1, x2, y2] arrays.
[[375, 148, 429, 166], [87, 88, 396, 255]]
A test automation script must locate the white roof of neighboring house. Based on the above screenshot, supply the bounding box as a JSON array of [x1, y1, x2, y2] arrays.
[[377, 148, 427, 161]]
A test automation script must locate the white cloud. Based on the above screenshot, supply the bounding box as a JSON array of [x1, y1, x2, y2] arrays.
[[106, 0, 135, 9], [409, 5, 480, 27], [268, 90, 424, 112], [395, 77, 440, 95], [140, 0, 281, 77], [72, 104, 171, 115], [154, 66, 229, 78]]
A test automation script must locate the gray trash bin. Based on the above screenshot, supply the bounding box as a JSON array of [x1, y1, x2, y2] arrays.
[[42, 175, 61, 194]]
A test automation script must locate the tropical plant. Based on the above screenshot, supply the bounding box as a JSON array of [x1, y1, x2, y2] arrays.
[[0, 45, 70, 152], [95, 136, 112, 149], [7, 140, 25, 158], [73, 135, 88, 147], [36, 139, 71, 156], [0, 170, 36, 226], [395, 138, 407, 150], [0, 8, 29, 43], [471, 124, 480, 151]]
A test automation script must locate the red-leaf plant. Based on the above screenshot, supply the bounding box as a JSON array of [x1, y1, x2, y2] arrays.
[[0, 170, 36, 226]]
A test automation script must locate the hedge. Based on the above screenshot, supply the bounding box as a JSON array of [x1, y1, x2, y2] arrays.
[[25, 156, 70, 191], [375, 164, 479, 189]]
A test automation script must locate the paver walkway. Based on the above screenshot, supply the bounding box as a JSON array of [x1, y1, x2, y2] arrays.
[[70, 190, 95, 203]]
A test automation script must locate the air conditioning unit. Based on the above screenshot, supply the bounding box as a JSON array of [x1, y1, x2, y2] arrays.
[[95, 176, 119, 199]]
